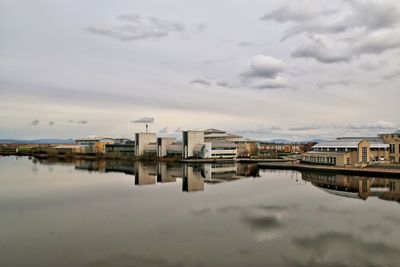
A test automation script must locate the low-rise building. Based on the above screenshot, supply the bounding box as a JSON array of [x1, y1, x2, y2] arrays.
[[75, 137, 114, 153], [192, 141, 237, 159], [135, 133, 157, 156], [105, 144, 135, 157], [259, 143, 304, 154], [54, 145, 83, 154], [301, 137, 390, 167], [302, 139, 372, 167], [379, 129, 400, 163], [204, 128, 257, 157], [183, 131, 204, 158]]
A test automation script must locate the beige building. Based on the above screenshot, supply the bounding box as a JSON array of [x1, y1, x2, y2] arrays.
[[379, 130, 400, 163], [135, 133, 157, 156], [182, 131, 205, 158], [301, 138, 388, 167]]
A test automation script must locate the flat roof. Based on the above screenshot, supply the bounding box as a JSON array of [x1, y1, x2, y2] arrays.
[[204, 128, 226, 134], [313, 139, 363, 148], [337, 136, 389, 148]]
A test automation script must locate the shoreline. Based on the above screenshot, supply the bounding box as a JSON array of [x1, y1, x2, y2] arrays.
[[258, 162, 400, 178], [2, 153, 399, 178]]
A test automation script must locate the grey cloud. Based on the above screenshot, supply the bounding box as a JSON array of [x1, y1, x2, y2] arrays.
[[292, 29, 400, 63], [1, 80, 253, 117], [48, 120, 55, 126], [190, 78, 211, 86], [264, 1, 400, 62], [289, 125, 321, 131], [252, 78, 289, 90], [381, 70, 400, 80], [31, 119, 40, 126], [352, 29, 400, 55], [317, 79, 351, 90], [88, 14, 187, 42], [78, 120, 88, 124], [232, 126, 282, 136], [358, 61, 385, 71], [67, 120, 74, 123], [263, 1, 400, 39], [174, 127, 182, 132], [241, 55, 285, 79], [192, 23, 206, 33], [216, 81, 237, 89], [261, 6, 315, 23], [291, 36, 351, 63], [132, 117, 154, 123], [346, 121, 397, 130], [237, 41, 255, 47]]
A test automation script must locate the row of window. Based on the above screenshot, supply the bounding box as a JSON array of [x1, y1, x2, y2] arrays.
[[313, 148, 357, 152], [211, 147, 237, 150], [211, 153, 236, 157], [389, 144, 400, 154], [303, 156, 337, 165]]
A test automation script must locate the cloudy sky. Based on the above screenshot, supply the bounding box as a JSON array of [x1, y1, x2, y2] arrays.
[[1, 0, 399, 140]]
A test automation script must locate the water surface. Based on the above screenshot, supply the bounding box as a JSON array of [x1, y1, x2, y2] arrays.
[[1, 156, 399, 267]]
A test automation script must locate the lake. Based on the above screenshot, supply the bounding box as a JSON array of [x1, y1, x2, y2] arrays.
[[0, 156, 399, 267]]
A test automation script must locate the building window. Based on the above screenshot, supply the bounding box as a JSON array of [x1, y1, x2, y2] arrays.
[[362, 147, 368, 163]]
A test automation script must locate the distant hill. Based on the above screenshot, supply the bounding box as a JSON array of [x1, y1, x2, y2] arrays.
[[0, 139, 74, 145]]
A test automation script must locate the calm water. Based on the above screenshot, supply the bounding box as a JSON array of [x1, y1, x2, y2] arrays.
[[1, 156, 399, 267]]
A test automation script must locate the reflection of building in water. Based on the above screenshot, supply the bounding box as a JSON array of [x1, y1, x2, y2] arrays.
[[104, 160, 135, 175], [302, 172, 400, 202], [37, 158, 256, 192], [202, 163, 239, 184], [75, 160, 106, 172], [237, 163, 260, 177], [135, 162, 157, 185], [182, 165, 204, 192], [156, 162, 179, 183]]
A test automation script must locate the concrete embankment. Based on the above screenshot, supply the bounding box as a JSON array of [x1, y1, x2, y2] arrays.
[[258, 162, 400, 178], [180, 158, 236, 163], [236, 158, 296, 163]]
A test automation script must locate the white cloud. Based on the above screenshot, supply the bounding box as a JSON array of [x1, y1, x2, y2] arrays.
[[241, 55, 285, 79]]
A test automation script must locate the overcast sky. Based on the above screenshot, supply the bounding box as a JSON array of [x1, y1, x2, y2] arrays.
[[1, 0, 399, 140]]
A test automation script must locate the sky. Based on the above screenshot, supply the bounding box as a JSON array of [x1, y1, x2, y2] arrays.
[[1, 0, 399, 141]]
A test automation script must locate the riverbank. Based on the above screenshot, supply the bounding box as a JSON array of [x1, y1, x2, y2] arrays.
[[258, 162, 400, 178]]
